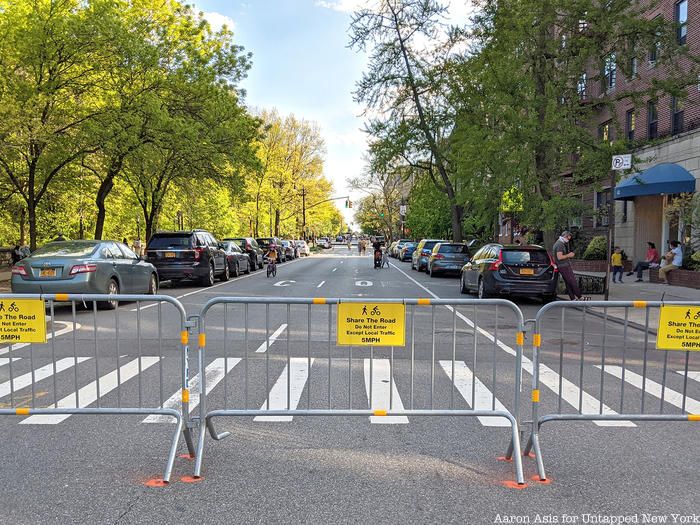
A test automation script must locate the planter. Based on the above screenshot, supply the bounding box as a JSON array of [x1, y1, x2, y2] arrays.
[[570, 259, 633, 272], [649, 268, 700, 289]]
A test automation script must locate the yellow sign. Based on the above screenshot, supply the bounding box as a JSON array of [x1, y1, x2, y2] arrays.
[[656, 306, 700, 351], [0, 299, 47, 344], [337, 302, 405, 347]]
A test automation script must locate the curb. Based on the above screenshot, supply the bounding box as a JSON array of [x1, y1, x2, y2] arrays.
[[555, 295, 657, 335]]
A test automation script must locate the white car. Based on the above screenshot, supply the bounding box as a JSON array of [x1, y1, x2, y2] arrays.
[[295, 240, 311, 256], [318, 237, 331, 249]]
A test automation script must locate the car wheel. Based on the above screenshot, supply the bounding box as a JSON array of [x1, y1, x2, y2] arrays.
[[231, 261, 239, 278], [460, 274, 469, 294], [101, 278, 120, 310], [202, 264, 215, 287], [477, 278, 489, 299], [542, 294, 557, 304], [148, 273, 158, 295], [220, 263, 230, 282], [249, 255, 256, 271], [244, 259, 251, 274], [258, 257, 263, 270]]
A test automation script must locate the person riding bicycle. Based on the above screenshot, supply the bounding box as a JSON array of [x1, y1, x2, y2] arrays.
[[267, 244, 278, 270], [372, 237, 383, 269]]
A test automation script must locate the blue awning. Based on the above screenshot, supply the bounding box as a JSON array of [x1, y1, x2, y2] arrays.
[[615, 163, 696, 200]]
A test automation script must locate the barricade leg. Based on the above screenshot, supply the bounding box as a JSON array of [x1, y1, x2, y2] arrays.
[[163, 413, 184, 483]]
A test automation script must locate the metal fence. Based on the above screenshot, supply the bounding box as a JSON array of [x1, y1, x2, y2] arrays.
[[191, 297, 528, 485], [0, 293, 193, 483], [524, 300, 700, 481]]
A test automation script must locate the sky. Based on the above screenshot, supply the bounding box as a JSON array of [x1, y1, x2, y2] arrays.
[[193, 0, 474, 229]]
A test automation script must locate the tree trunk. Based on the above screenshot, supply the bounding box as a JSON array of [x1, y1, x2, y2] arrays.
[[274, 208, 280, 237], [94, 175, 115, 240], [28, 202, 37, 251], [19, 209, 26, 245]]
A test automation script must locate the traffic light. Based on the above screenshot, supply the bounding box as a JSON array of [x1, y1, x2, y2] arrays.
[[344, 199, 349, 208], [348, 200, 352, 208], [379, 212, 384, 217]]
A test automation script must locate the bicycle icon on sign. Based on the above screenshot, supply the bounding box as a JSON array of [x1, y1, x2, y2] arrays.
[[370, 306, 381, 316], [8, 302, 19, 312]]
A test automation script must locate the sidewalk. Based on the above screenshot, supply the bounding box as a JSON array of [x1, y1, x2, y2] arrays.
[[0, 268, 9, 292], [561, 272, 699, 334]]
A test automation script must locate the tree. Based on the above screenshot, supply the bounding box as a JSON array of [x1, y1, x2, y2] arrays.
[[349, 0, 467, 240]]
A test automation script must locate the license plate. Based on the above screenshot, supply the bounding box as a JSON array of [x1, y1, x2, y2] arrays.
[[520, 268, 535, 275], [40, 268, 56, 277], [165, 252, 176, 258]]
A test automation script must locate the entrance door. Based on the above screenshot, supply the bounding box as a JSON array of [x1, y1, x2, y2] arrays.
[[633, 195, 663, 260]]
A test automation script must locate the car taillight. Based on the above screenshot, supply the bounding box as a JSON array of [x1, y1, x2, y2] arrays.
[[548, 253, 558, 272], [69, 264, 97, 275], [488, 252, 503, 271], [433, 254, 444, 259], [11, 265, 27, 276], [194, 247, 205, 260]]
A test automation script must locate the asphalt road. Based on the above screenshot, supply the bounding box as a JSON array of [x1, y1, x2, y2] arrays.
[[0, 245, 698, 524]]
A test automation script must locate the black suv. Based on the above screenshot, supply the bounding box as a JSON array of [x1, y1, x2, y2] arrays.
[[459, 243, 559, 302], [256, 237, 286, 263], [226, 237, 263, 271], [146, 230, 228, 286]]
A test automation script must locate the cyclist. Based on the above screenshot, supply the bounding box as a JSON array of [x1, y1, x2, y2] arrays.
[[266, 244, 278, 277]]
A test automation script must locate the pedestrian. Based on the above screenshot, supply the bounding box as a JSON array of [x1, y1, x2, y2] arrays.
[[10, 244, 21, 265], [19, 244, 31, 259], [53, 232, 66, 241], [626, 241, 660, 282], [122, 237, 128, 245], [611, 246, 624, 283], [381, 248, 390, 268], [553, 230, 587, 301], [659, 240, 683, 284]]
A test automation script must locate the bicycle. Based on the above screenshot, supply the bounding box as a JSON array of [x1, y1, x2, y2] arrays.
[[266, 259, 277, 278]]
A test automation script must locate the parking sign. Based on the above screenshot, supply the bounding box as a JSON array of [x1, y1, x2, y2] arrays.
[[611, 154, 632, 170]]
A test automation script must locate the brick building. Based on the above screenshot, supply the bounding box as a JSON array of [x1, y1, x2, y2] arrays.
[[573, 0, 699, 261]]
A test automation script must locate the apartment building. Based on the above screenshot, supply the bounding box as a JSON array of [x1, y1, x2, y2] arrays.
[[577, 0, 698, 261]]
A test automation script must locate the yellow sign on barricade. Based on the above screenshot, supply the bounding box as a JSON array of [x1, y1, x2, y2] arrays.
[[337, 302, 405, 346], [0, 299, 47, 343], [656, 305, 700, 351]]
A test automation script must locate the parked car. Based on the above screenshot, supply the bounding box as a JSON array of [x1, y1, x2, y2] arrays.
[[428, 243, 471, 277], [281, 240, 297, 260], [388, 241, 399, 258], [460, 243, 559, 302], [411, 239, 448, 272], [226, 237, 263, 271], [318, 237, 331, 249], [296, 240, 310, 256], [146, 230, 228, 286], [399, 242, 417, 262], [221, 241, 251, 277], [392, 239, 412, 258], [11, 240, 158, 308], [256, 237, 286, 263]]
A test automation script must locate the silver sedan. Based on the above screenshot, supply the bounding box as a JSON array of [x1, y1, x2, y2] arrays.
[[11, 240, 158, 308]]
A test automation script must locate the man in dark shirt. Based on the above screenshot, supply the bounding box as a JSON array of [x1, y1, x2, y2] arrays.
[[553, 230, 584, 301]]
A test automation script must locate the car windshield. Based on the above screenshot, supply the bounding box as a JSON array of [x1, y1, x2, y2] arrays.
[[423, 241, 439, 250], [257, 239, 273, 248], [31, 242, 99, 258], [148, 235, 192, 249], [439, 244, 468, 254], [502, 249, 550, 265]]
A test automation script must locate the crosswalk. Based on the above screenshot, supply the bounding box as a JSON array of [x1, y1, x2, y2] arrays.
[[1, 349, 697, 427]]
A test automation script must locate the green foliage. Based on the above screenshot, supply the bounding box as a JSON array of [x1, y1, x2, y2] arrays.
[[405, 177, 451, 239], [582, 236, 608, 260]]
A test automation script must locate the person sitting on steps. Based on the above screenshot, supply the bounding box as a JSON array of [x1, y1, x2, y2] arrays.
[[626, 241, 660, 282]]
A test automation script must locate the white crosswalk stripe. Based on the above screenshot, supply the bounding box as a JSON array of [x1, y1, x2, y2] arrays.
[[143, 358, 241, 424], [0, 357, 21, 367], [363, 359, 408, 424], [439, 361, 510, 427], [255, 358, 315, 422], [255, 324, 287, 353], [21, 357, 160, 425], [676, 370, 700, 383], [0, 357, 90, 398], [597, 366, 700, 414]]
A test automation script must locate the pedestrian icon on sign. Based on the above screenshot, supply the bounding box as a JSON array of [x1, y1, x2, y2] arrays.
[[686, 310, 692, 320], [361, 305, 368, 316]]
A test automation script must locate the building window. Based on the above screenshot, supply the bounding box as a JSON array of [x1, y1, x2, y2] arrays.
[[626, 110, 635, 141], [647, 101, 658, 139], [577, 72, 587, 99], [603, 53, 616, 90], [676, 0, 688, 45], [649, 24, 661, 65], [595, 189, 611, 227], [599, 121, 613, 143], [630, 56, 638, 78], [672, 96, 684, 134], [569, 194, 583, 228]]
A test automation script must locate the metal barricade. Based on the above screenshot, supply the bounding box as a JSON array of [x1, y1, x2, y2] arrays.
[[192, 297, 528, 485], [525, 300, 700, 481], [0, 293, 193, 483]]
